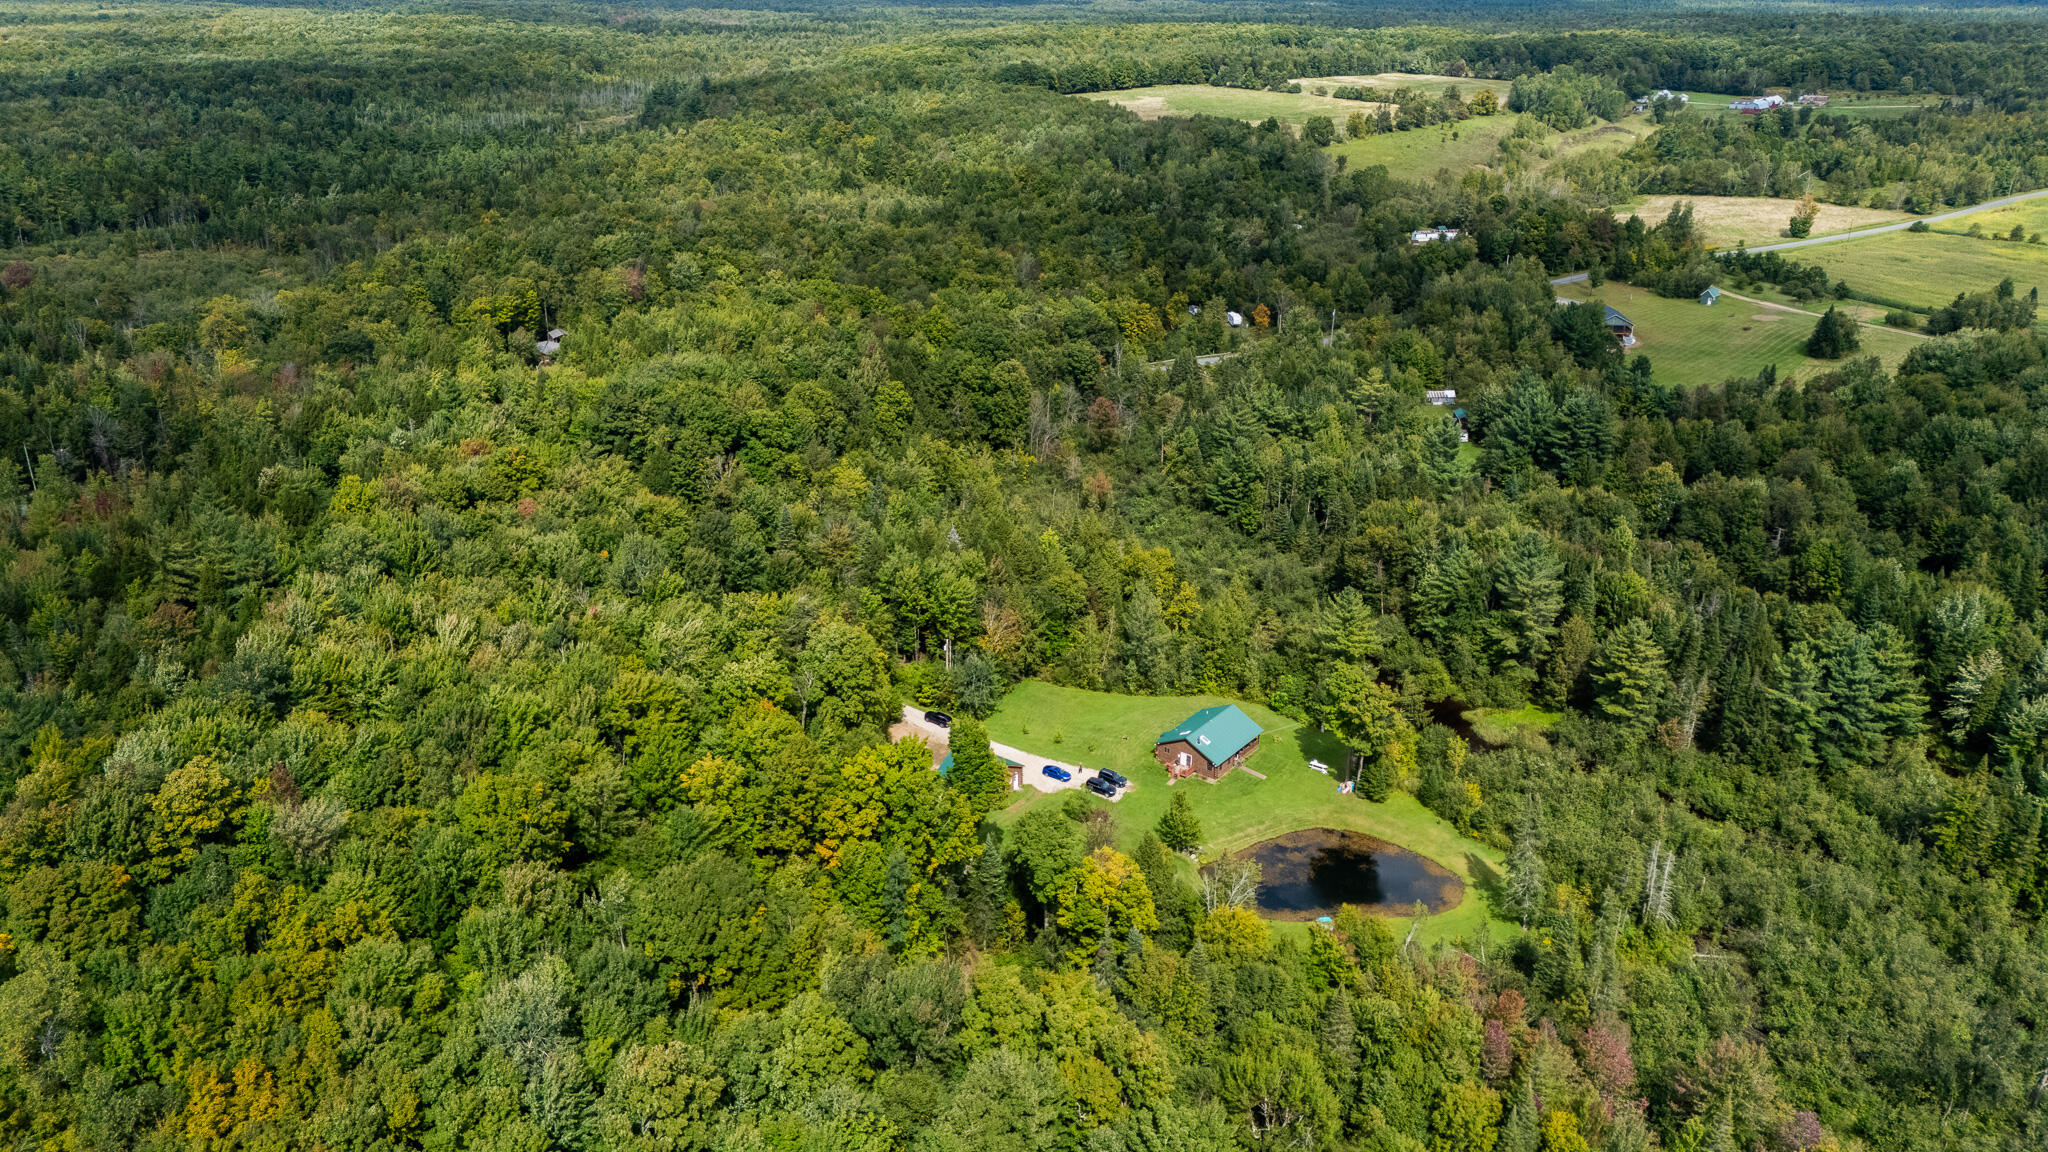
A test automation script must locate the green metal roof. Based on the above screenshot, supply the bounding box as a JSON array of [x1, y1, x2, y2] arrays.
[[937, 751, 1020, 776], [1156, 704, 1263, 765], [1604, 305, 1633, 328]]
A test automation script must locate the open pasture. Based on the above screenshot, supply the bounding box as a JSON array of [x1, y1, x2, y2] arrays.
[[1619, 194, 1912, 249], [1291, 72, 1511, 102], [1325, 113, 1521, 173], [1079, 83, 1385, 127], [1559, 284, 1926, 388], [1805, 228, 2048, 312]]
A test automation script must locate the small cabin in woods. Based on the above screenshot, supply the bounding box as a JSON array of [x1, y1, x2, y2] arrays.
[[1155, 705, 1263, 781]]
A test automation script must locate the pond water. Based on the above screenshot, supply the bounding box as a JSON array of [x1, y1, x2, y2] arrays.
[[1229, 828, 1465, 920], [1426, 697, 1485, 753]]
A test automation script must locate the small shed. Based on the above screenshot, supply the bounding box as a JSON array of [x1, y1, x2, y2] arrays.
[[1155, 704, 1263, 781], [1699, 286, 1722, 306], [1225, 310, 1245, 328], [939, 751, 1023, 791], [1604, 305, 1636, 346]]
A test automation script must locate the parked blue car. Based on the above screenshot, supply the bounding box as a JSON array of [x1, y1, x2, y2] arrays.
[[1041, 764, 1071, 782]]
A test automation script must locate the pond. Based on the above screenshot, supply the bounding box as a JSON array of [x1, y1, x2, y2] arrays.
[[1228, 828, 1465, 920]]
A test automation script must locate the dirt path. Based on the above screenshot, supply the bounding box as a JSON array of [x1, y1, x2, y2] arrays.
[[1716, 288, 1929, 338]]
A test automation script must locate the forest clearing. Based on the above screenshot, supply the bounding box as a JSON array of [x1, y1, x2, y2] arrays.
[[1079, 83, 1387, 127], [1555, 284, 1925, 387], [983, 682, 1511, 945]]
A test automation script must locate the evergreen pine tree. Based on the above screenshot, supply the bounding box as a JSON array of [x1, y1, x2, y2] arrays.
[[1157, 791, 1203, 854], [1422, 414, 1468, 491], [945, 717, 1009, 814], [1360, 750, 1395, 803], [1805, 306, 1861, 358], [966, 828, 1009, 945], [1592, 618, 1667, 737], [1870, 624, 1928, 739], [1498, 1074, 1543, 1152], [883, 848, 914, 953], [1507, 826, 1547, 928]]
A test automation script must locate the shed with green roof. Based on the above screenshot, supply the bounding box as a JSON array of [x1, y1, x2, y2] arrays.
[[1155, 704, 1263, 780]]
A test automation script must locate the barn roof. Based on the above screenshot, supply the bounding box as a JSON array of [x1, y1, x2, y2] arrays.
[[1604, 305, 1633, 328], [1156, 704, 1263, 765]]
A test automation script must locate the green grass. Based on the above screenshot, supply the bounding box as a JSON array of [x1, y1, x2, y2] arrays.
[[1801, 229, 2048, 315], [1673, 92, 1931, 118], [1543, 118, 1658, 166], [1466, 706, 1563, 749], [982, 681, 1515, 947], [1290, 72, 1512, 103], [1936, 198, 2048, 243], [1325, 113, 1520, 173], [1562, 283, 1927, 388], [1078, 84, 1379, 129]]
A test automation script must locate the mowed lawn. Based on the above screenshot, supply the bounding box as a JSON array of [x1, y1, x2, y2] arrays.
[[1619, 194, 1911, 249], [1080, 84, 1384, 128], [1804, 229, 2048, 313], [982, 681, 1513, 946], [1559, 284, 1926, 388]]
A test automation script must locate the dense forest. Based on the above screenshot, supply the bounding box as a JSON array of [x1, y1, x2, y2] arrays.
[[2, 3, 2046, 1152]]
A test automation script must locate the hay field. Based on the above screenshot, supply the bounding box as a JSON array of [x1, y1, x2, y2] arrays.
[[1079, 83, 1386, 127], [1619, 195, 1912, 249]]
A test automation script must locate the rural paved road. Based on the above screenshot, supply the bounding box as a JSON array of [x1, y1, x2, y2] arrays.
[[1548, 185, 2048, 285]]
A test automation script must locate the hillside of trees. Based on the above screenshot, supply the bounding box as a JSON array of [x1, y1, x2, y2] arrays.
[[2, 4, 2046, 1152]]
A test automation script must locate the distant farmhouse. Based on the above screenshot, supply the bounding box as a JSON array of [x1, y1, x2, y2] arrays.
[[1798, 92, 1830, 106], [1731, 94, 1787, 113], [1424, 389, 1457, 405], [1635, 88, 1690, 111], [1156, 704, 1263, 781], [1410, 226, 1461, 245]]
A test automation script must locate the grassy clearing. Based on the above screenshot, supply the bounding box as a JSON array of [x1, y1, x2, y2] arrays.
[[1932, 198, 2048, 243], [1080, 84, 1385, 127], [982, 681, 1514, 947], [1291, 72, 1511, 102], [1325, 114, 1520, 174], [1467, 706, 1563, 750], [1559, 283, 1925, 388], [1619, 194, 1911, 250], [1544, 119, 1657, 166], [1802, 229, 2048, 313]]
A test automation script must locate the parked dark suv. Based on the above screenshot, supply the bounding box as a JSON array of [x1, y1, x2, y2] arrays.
[[1085, 775, 1117, 798], [1094, 769, 1129, 789], [923, 710, 952, 728]]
